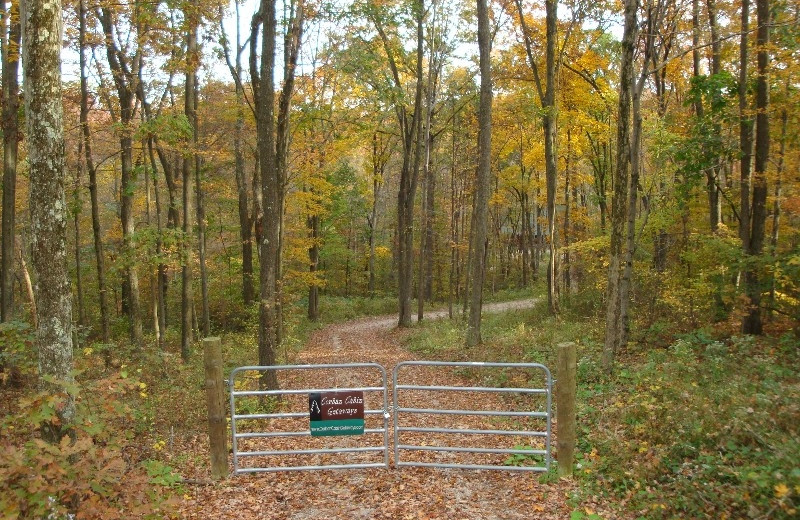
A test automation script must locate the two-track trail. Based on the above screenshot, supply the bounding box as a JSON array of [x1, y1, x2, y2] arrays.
[[179, 300, 575, 519]]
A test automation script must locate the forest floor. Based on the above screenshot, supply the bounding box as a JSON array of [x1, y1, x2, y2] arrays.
[[178, 299, 590, 520]]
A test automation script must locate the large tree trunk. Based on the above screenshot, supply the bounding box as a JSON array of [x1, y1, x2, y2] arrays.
[[1, 0, 20, 322], [466, 0, 492, 347], [742, 0, 770, 334], [256, 0, 280, 390], [23, 0, 74, 440], [603, 0, 637, 374]]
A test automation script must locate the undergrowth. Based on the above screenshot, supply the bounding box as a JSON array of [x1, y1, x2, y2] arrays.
[[403, 298, 800, 519]]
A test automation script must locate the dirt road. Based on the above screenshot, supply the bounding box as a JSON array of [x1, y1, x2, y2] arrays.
[[180, 300, 575, 519]]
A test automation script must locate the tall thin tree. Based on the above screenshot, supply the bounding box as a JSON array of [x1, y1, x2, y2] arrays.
[[465, 0, 492, 346], [0, 0, 20, 322]]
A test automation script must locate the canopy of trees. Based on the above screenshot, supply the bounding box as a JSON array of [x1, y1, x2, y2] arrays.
[[1, 0, 797, 405]]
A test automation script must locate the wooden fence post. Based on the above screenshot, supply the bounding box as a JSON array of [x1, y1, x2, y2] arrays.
[[556, 341, 577, 477], [204, 337, 228, 479]]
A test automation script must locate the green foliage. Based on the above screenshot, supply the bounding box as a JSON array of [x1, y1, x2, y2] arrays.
[[134, 113, 192, 145], [673, 72, 738, 201], [503, 445, 545, 467], [576, 333, 800, 519], [771, 245, 800, 327], [0, 374, 177, 519], [0, 321, 36, 384], [141, 459, 182, 487]]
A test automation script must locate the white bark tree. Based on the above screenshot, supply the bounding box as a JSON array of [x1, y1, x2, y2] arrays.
[[23, 0, 75, 440]]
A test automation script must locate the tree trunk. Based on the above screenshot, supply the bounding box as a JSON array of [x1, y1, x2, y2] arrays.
[[543, 0, 559, 316], [307, 204, 319, 320], [229, 0, 255, 307], [23, 0, 75, 439], [194, 133, 210, 338], [79, 0, 110, 342], [603, 0, 637, 374], [1, 0, 20, 322], [705, 0, 722, 232], [742, 0, 770, 334], [393, 1, 425, 328], [98, 7, 142, 347], [147, 138, 166, 348], [563, 131, 571, 293], [15, 236, 36, 326], [466, 0, 492, 347], [73, 160, 86, 327], [739, 0, 753, 248], [182, 15, 198, 358], [235, 92, 254, 307], [256, 0, 280, 390]]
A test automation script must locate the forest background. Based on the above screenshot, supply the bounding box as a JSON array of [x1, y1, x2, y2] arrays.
[[0, 0, 798, 516]]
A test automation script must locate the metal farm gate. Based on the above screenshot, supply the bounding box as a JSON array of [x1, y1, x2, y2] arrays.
[[228, 361, 552, 474], [392, 361, 552, 472], [229, 363, 390, 474]]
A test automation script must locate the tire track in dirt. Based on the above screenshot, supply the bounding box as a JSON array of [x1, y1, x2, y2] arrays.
[[181, 299, 575, 520]]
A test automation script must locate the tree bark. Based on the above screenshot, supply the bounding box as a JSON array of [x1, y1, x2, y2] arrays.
[[767, 108, 786, 317], [739, 0, 753, 248], [466, 0, 492, 347], [1, 0, 20, 322], [79, 0, 110, 342], [147, 138, 166, 348], [256, 0, 280, 390], [23, 0, 75, 439], [182, 13, 198, 358], [742, 0, 770, 334], [98, 7, 143, 347], [603, 0, 637, 374]]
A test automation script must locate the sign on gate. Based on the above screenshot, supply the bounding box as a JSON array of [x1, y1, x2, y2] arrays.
[[309, 391, 365, 436]]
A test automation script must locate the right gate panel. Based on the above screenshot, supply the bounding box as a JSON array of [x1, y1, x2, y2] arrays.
[[392, 361, 552, 472]]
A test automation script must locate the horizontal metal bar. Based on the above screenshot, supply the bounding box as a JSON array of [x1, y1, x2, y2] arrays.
[[395, 384, 547, 394], [238, 446, 384, 457], [397, 407, 548, 418], [396, 426, 547, 437], [233, 386, 385, 396], [235, 428, 386, 439], [395, 461, 547, 472], [231, 363, 386, 375], [233, 409, 385, 420], [235, 462, 387, 473], [397, 445, 547, 456], [396, 361, 549, 370]]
